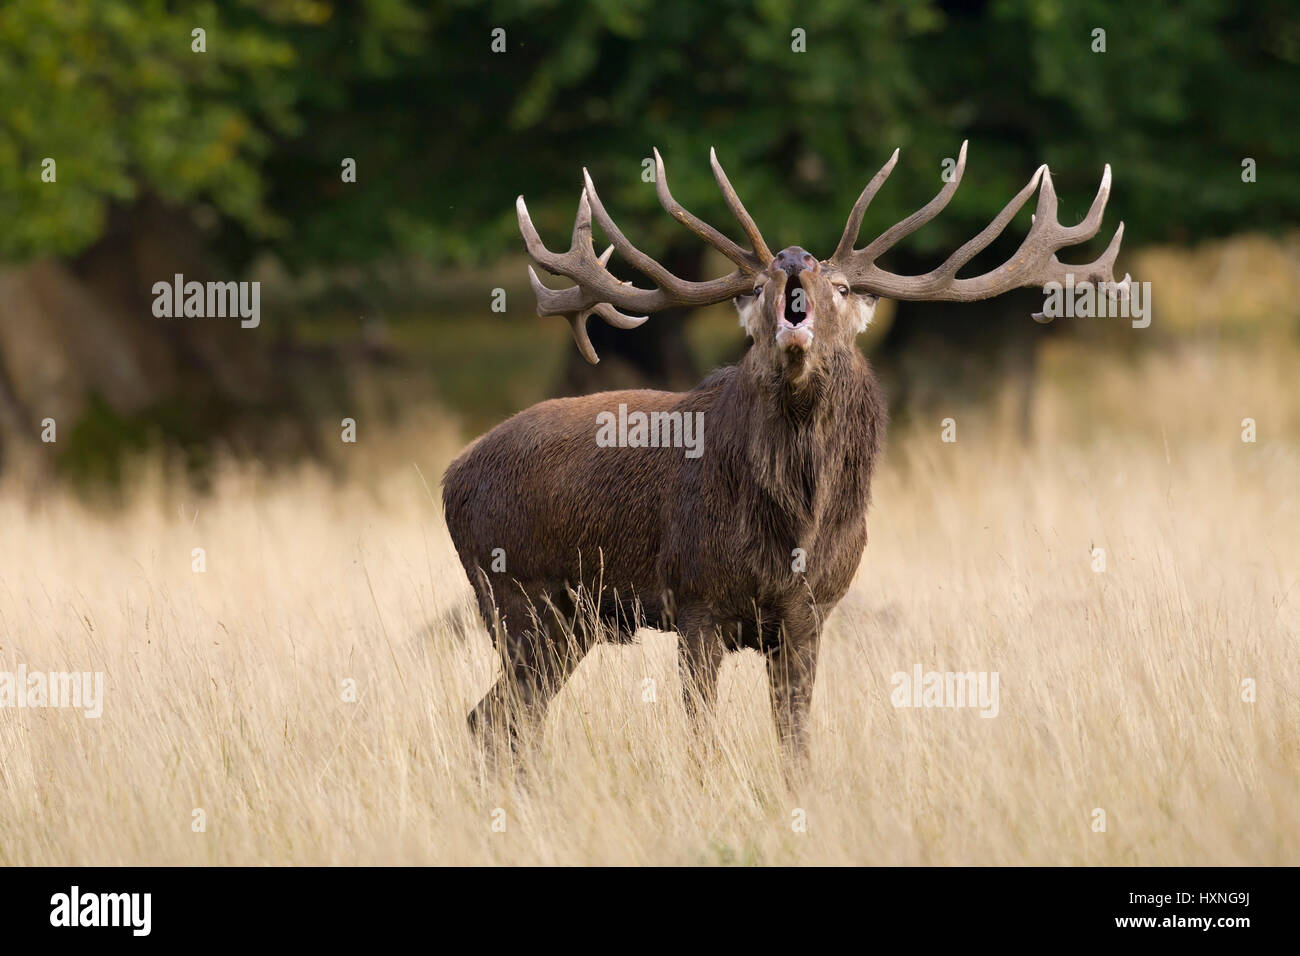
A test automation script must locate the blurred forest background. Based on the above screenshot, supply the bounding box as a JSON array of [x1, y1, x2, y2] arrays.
[[0, 0, 1297, 489]]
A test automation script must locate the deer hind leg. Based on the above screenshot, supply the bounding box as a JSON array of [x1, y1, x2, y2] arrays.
[[675, 606, 729, 732], [467, 586, 589, 759]]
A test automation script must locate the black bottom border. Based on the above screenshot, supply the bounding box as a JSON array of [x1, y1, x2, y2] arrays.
[[1, 865, 1285, 943]]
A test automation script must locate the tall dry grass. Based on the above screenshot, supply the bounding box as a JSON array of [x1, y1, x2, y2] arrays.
[[0, 339, 1297, 865]]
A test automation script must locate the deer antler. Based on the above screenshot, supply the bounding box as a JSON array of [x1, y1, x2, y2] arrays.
[[519, 144, 1129, 361], [830, 140, 1129, 302], [517, 148, 772, 363]]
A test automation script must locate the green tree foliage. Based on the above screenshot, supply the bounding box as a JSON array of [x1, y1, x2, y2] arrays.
[[1, 0, 1296, 268], [0, 0, 320, 259]]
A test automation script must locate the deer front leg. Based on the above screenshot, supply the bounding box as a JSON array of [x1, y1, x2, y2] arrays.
[[765, 622, 822, 777]]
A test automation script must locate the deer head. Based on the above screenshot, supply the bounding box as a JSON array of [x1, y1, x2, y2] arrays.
[[517, 142, 1129, 385]]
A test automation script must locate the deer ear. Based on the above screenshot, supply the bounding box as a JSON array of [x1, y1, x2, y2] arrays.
[[853, 294, 879, 333]]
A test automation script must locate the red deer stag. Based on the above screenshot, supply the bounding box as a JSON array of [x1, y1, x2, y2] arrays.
[[443, 142, 1126, 768]]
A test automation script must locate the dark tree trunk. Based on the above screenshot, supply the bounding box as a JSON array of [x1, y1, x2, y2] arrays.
[[558, 243, 704, 395], [0, 196, 339, 485], [70, 196, 275, 402]]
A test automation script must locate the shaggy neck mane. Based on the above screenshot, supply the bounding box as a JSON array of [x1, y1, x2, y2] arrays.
[[729, 347, 876, 527], [739, 347, 858, 432]]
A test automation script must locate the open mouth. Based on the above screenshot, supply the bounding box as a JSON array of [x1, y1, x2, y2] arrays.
[[775, 275, 814, 352]]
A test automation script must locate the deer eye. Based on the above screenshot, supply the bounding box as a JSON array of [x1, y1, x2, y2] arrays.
[[834, 283, 849, 297], [752, 285, 764, 297]]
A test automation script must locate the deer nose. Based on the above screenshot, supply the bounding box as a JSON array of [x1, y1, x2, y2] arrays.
[[771, 246, 820, 278]]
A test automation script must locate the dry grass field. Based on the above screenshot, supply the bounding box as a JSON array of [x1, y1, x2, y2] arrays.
[[1, 334, 1297, 866]]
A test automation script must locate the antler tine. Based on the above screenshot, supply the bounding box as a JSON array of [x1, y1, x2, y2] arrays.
[[710, 147, 774, 264], [518, 190, 756, 310], [516, 191, 581, 279], [526, 243, 648, 365], [518, 192, 650, 363], [929, 164, 1046, 282], [517, 151, 773, 363], [830, 159, 1042, 297], [652, 148, 758, 271], [833, 147, 900, 261], [1045, 162, 1111, 245], [859, 140, 968, 262], [584, 168, 710, 297], [590, 241, 652, 325], [829, 147, 1128, 303], [947, 162, 1121, 298], [1036, 220, 1130, 292]]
